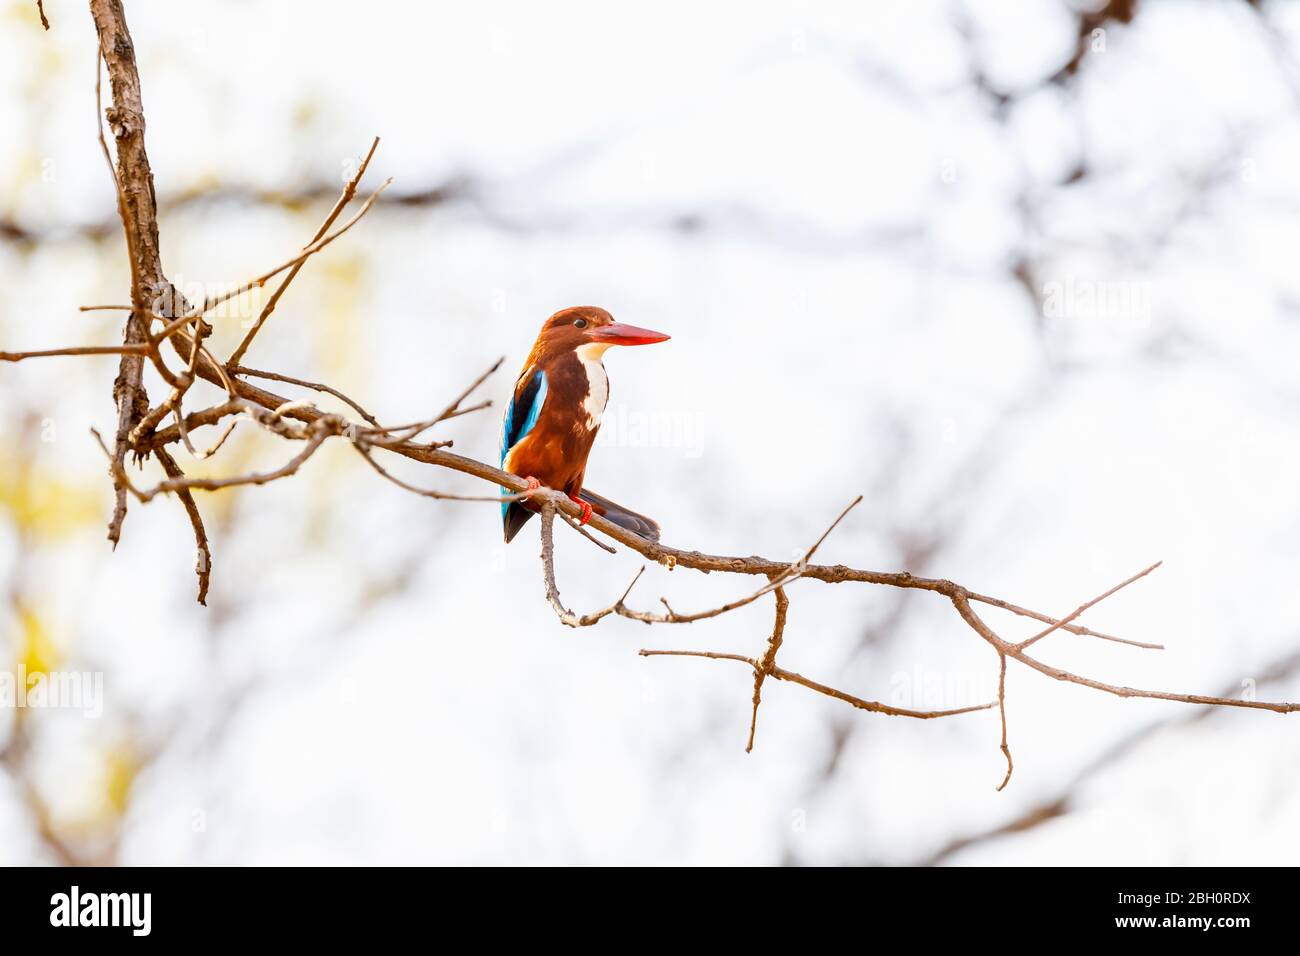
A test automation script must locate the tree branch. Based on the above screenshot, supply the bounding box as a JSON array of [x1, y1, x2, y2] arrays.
[[747, 584, 789, 752], [91, 0, 165, 546], [1, 345, 150, 361], [154, 445, 212, 604]]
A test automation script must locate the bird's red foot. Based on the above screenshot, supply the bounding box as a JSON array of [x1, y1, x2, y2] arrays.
[[568, 494, 593, 526], [522, 476, 542, 498]]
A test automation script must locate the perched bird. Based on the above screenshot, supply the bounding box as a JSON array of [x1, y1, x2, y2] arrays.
[[500, 306, 669, 543]]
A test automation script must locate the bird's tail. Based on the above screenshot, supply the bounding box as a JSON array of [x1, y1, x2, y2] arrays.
[[578, 488, 661, 542], [502, 488, 661, 544], [502, 500, 535, 544]]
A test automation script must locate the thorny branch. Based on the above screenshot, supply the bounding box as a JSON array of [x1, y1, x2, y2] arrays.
[[4, 0, 1296, 799]]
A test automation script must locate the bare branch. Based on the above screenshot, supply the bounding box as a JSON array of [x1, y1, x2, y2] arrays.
[[1, 345, 150, 361], [91, 0, 167, 548], [354, 444, 523, 502], [155, 446, 211, 604], [995, 653, 1012, 791], [540, 495, 863, 628], [951, 592, 1300, 714], [747, 584, 788, 752], [639, 648, 997, 720], [538, 503, 636, 627], [142, 400, 245, 449], [558, 510, 618, 554]]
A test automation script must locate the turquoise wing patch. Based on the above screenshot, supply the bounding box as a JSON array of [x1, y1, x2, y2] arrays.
[[501, 368, 547, 519]]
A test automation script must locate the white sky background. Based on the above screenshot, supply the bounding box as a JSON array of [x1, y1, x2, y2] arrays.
[[1, 0, 1300, 864]]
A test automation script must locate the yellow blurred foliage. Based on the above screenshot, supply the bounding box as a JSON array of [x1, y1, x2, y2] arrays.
[[0, 468, 102, 538], [322, 253, 366, 380], [102, 746, 138, 818], [17, 605, 60, 679], [51, 743, 140, 841]]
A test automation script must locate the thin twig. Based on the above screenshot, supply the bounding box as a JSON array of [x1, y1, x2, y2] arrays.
[[967, 588, 1163, 650], [92, 178, 393, 340], [143, 400, 246, 449], [639, 649, 998, 720], [558, 510, 618, 554], [364, 356, 503, 446], [1, 345, 150, 361], [230, 365, 381, 427], [155, 446, 211, 605], [226, 136, 381, 366], [195, 178, 391, 318], [747, 584, 789, 752], [539, 505, 645, 627], [567, 496, 864, 627], [354, 444, 524, 502], [951, 592, 1300, 714], [1015, 562, 1162, 652], [995, 653, 1012, 791]]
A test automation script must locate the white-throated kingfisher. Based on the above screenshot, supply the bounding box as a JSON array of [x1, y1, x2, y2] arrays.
[[500, 306, 670, 543]]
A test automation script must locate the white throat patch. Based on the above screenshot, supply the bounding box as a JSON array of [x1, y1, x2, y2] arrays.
[[575, 342, 611, 429]]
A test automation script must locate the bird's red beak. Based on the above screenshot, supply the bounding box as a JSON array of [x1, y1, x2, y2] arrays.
[[588, 322, 670, 346]]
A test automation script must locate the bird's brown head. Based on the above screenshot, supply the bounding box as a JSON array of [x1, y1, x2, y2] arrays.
[[531, 306, 670, 359]]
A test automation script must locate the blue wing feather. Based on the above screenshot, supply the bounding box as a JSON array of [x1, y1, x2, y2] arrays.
[[500, 368, 547, 520], [499, 394, 516, 470]]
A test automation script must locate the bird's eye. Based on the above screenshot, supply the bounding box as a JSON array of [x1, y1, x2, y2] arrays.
[[573, 318, 588, 329]]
